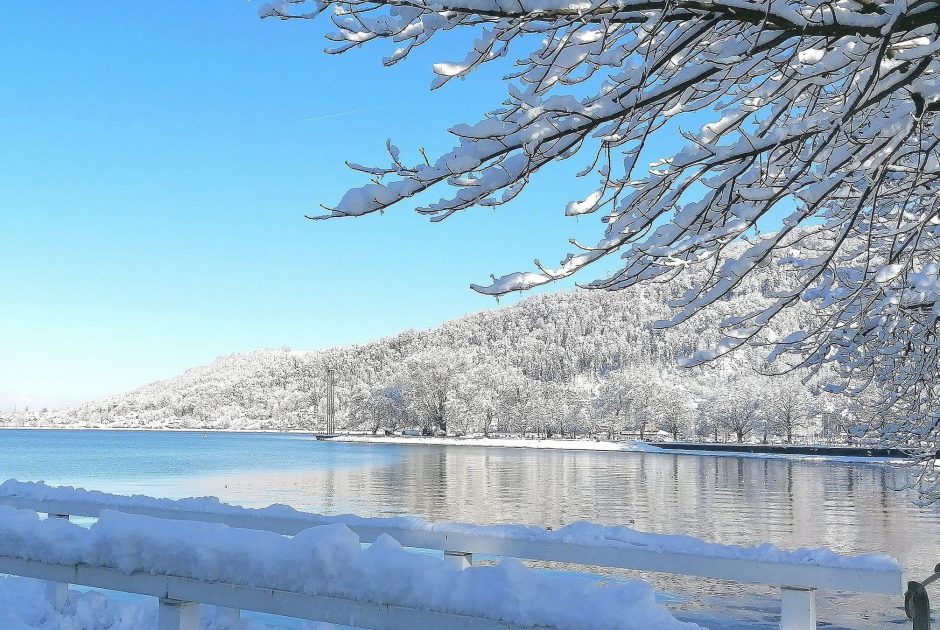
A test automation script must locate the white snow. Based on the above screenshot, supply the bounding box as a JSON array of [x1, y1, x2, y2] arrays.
[[257, 0, 940, 483], [14, 281, 871, 453], [0, 504, 698, 630], [0, 574, 273, 630], [334, 434, 627, 450], [632, 441, 910, 464], [564, 190, 602, 216], [0, 480, 902, 573]]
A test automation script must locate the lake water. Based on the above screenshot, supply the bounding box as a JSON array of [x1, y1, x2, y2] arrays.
[[0, 429, 935, 629]]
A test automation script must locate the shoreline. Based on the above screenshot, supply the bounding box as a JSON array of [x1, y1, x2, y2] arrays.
[[327, 434, 909, 462], [0, 425, 324, 436], [0, 426, 909, 462], [330, 434, 628, 451]]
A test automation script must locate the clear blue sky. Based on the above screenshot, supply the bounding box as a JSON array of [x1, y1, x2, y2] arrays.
[[0, 1, 636, 410]]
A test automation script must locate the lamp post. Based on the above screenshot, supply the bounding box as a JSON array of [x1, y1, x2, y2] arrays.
[[326, 368, 335, 435]]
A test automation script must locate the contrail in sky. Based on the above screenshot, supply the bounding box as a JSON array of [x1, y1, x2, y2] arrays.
[[306, 106, 388, 122]]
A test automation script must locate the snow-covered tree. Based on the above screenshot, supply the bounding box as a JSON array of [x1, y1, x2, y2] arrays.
[[399, 350, 466, 434], [349, 383, 406, 434], [722, 399, 763, 444], [594, 366, 686, 438], [593, 376, 638, 439], [657, 383, 694, 441], [698, 376, 765, 442], [48, 283, 862, 445], [266, 0, 940, 495], [502, 375, 541, 436], [766, 376, 814, 444]]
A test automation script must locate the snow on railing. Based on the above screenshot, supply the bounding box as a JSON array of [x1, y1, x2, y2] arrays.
[[0, 505, 692, 630], [0, 480, 907, 630]]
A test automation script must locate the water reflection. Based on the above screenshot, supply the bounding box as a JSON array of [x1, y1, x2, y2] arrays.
[[0, 431, 933, 629], [181, 445, 936, 629]]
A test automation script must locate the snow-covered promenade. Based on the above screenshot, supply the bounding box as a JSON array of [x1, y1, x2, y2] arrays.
[[332, 434, 628, 451], [329, 434, 910, 462]]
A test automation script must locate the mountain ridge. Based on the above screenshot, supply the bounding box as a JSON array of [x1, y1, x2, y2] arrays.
[[4, 270, 858, 442]]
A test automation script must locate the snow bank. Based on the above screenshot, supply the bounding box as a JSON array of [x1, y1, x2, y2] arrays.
[[0, 480, 901, 573], [0, 478, 426, 531], [333, 434, 626, 451], [633, 441, 909, 464], [0, 505, 696, 630], [332, 434, 906, 463], [434, 521, 900, 572]]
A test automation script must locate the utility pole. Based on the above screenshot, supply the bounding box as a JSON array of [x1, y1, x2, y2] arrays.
[[326, 367, 336, 435]]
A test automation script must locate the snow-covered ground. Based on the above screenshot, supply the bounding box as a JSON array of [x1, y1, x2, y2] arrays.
[[333, 434, 627, 451], [331, 434, 908, 462], [633, 442, 909, 463]]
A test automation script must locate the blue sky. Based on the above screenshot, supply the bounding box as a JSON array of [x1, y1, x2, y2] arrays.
[[0, 1, 638, 410]]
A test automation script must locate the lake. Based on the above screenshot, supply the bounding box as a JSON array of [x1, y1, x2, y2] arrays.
[[0, 429, 934, 628]]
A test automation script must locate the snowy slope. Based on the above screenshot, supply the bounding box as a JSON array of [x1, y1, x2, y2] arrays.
[[7, 262, 854, 439]]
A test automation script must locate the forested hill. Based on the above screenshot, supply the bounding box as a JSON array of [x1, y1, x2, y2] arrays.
[[13, 268, 859, 442]]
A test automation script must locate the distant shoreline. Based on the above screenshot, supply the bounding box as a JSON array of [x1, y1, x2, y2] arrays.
[[0, 426, 632, 452], [329, 434, 628, 452], [0, 426, 909, 461], [0, 425, 319, 435], [326, 434, 908, 462]]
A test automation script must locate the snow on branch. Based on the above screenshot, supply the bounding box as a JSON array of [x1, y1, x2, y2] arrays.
[[264, 0, 940, 493]]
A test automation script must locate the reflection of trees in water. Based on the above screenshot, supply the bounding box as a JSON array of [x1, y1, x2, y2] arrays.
[[189, 447, 938, 628]]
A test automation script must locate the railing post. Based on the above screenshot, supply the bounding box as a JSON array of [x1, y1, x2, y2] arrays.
[[780, 586, 816, 630], [214, 605, 241, 623], [44, 579, 69, 610], [444, 550, 473, 570], [906, 581, 931, 630], [905, 563, 940, 630], [44, 514, 70, 610], [158, 597, 200, 630]]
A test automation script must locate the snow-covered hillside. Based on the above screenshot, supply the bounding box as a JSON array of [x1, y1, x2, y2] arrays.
[[6, 267, 864, 442]]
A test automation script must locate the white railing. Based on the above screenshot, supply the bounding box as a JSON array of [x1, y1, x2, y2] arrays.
[[0, 554, 547, 630], [0, 487, 906, 630]]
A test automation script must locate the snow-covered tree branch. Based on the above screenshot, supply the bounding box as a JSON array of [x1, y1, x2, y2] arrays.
[[263, 0, 940, 495]]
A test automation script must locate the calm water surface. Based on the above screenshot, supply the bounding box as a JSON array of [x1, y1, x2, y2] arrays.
[[0, 429, 935, 629]]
